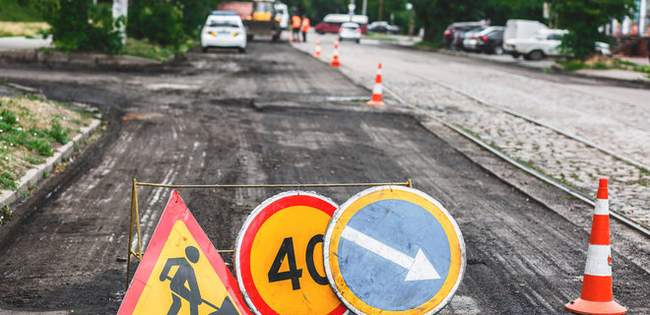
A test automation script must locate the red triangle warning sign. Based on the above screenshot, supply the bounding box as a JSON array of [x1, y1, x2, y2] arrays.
[[118, 190, 251, 315]]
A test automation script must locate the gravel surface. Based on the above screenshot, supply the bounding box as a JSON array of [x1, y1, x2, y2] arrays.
[[292, 36, 650, 228], [0, 42, 648, 314]]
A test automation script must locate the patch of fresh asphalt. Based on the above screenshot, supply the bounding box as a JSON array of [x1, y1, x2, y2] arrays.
[[0, 42, 648, 314]]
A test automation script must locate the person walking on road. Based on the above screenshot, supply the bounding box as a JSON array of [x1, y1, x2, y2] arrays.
[[291, 14, 302, 42], [301, 15, 311, 43]]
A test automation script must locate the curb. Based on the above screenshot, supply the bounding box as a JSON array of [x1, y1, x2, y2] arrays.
[[0, 49, 180, 72], [0, 118, 101, 211], [378, 39, 650, 89], [432, 48, 650, 89]]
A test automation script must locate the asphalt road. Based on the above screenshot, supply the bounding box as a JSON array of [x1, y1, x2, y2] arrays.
[[0, 42, 648, 314]]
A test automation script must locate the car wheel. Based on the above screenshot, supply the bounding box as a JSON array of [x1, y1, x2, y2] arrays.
[[526, 50, 544, 61], [202, 47, 208, 53], [494, 46, 504, 55], [238, 47, 246, 53], [511, 52, 520, 59], [356, 39, 360, 44]]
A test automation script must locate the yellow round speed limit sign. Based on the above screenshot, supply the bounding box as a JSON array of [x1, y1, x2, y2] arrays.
[[235, 191, 347, 315]]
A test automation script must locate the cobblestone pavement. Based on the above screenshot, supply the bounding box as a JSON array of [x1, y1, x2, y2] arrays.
[[293, 36, 650, 228]]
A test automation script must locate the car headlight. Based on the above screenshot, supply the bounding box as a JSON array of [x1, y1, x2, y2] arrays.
[[232, 31, 239, 37]]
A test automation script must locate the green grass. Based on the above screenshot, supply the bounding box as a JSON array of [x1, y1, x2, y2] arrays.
[[415, 40, 444, 50], [122, 38, 176, 61], [0, 96, 91, 190], [0, 171, 16, 190], [0, 0, 43, 22], [560, 58, 650, 78], [366, 32, 398, 43]]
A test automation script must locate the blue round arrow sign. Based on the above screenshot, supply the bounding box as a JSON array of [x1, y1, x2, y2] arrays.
[[324, 186, 465, 315]]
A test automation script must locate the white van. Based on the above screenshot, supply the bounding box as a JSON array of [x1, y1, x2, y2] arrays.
[[503, 19, 548, 57]]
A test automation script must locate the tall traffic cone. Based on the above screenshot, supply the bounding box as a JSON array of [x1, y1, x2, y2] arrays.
[[313, 38, 322, 58], [565, 178, 627, 315], [367, 63, 384, 106], [330, 40, 341, 68]]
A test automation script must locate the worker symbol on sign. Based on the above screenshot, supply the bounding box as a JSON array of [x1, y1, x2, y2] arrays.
[[160, 245, 238, 315]]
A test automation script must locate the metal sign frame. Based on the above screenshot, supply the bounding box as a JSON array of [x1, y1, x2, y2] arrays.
[[125, 178, 413, 290]]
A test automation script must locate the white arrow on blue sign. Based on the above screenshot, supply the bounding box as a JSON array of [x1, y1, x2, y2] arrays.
[[324, 185, 466, 315]]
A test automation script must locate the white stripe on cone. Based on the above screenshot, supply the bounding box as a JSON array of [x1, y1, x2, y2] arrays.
[[594, 199, 609, 215], [584, 244, 612, 276], [372, 83, 382, 94]]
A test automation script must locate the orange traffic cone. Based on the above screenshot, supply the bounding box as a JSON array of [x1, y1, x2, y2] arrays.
[[565, 178, 627, 315], [367, 63, 384, 106], [313, 38, 322, 58], [330, 40, 341, 68]]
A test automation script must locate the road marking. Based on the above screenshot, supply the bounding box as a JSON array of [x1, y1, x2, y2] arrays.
[[341, 226, 440, 281]]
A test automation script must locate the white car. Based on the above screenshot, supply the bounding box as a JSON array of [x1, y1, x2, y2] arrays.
[[339, 22, 362, 43], [201, 11, 247, 53], [509, 29, 567, 60]]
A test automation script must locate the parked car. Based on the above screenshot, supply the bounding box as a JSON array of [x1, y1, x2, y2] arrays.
[[508, 29, 567, 60], [315, 14, 368, 35], [508, 26, 612, 60], [339, 22, 362, 43], [201, 11, 247, 53], [443, 21, 488, 49], [503, 19, 548, 57], [368, 21, 400, 34], [463, 26, 505, 54]]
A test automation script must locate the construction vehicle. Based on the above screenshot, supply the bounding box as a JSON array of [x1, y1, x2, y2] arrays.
[[218, 0, 282, 41]]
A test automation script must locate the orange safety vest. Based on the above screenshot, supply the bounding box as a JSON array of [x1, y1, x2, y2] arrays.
[[301, 17, 310, 32], [291, 15, 301, 29]]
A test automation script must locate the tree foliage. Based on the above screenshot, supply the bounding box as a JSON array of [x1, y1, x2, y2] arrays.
[[128, 0, 220, 48], [411, 0, 483, 42], [38, 0, 123, 53], [550, 0, 634, 59]]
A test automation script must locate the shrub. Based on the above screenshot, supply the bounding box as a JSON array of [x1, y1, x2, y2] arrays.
[[551, 0, 635, 60], [128, 1, 185, 48], [38, 0, 123, 53]]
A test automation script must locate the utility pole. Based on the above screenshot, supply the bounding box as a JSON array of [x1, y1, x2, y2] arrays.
[[640, 0, 647, 36], [362, 0, 367, 16], [378, 0, 384, 21]]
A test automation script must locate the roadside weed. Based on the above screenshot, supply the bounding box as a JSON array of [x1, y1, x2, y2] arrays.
[[0, 96, 91, 191]]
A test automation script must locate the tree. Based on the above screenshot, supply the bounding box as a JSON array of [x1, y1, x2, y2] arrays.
[[551, 0, 634, 59], [38, 0, 123, 53], [479, 0, 545, 25], [411, 0, 483, 42]]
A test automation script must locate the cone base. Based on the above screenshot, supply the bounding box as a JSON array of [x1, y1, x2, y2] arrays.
[[565, 298, 626, 315], [330, 63, 340, 68], [367, 100, 384, 106]]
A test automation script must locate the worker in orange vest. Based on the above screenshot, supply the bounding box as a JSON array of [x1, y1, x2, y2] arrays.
[[301, 15, 311, 42], [291, 14, 302, 42]]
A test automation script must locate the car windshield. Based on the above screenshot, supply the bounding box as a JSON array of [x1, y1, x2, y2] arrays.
[[207, 20, 239, 28]]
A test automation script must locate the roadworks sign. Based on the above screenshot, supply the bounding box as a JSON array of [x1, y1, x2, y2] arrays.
[[324, 186, 466, 315], [235, 191, 347, 315], [118, 190, 250, 315]]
